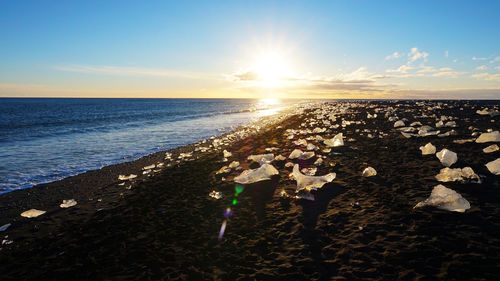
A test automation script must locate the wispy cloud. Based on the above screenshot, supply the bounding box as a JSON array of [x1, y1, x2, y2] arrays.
[[431, 70, 465, 77], [385, 52, 400, 60], [417, 66, 438, 73], [445, 50, 449, 58], [472, 72, 500, 81], [54, 64, 217, 80], [490, 57, 500, 63], [472, 56, 487, 61], [386, 64, 413, 73], [476, 65, 487, 70]]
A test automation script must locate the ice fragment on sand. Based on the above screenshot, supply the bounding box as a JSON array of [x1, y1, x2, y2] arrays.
[[209, 190, 222, 199], [20, 209, 46, 218], [0, 223, 11, 232], [436, 149, 457, 167], [288, 149, 315, 160], [414, 185, 470, 212], [314, 158, 324, 166], [485, 158, 500, 175], [419, 142, 436, 155], [223, 150, 232, 158], [118, 174, 137, 181], [477, 108, 500, 116], [291, 164, 336, 193], [247, 154, 274, 165], [142, 164, 155, 170], [285, 162, 294, 168], [301, 167, 317, 176], [60, 199, 77, 208], [324, 133, 344, 147], [483, 144, 499, 153], [228, 161, 240, 169], [216, 166, 231, 175], [306, 143, 317, 151], [475, 131, 500, 143], [234, 164, 279, 184], [394, 120, 405, 128], [435, 167, 480, 183], [274, 155, 286, 161], [362, 167, 377, 177]]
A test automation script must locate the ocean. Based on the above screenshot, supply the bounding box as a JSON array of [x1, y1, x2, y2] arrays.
[[0, 98, 294, 193]]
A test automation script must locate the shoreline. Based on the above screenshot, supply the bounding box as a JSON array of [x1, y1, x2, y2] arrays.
[[1, 100, 499, 280]]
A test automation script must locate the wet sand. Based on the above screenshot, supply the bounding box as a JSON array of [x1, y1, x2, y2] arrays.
[[1, 100, 499, 280]]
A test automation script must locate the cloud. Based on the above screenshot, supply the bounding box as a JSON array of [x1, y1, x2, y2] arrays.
[[386, 64, 413, 73], [472, 56, 487, 61], [491, 57, 500, 63], [229, 70, 259, 81], [54, 64, 215, 80], [476, 65, 487, 70], [408, 47, 429, 63], [385, 52, 400, 60], [472, 72, 500, 81], [496, 66, 500, 71], [445, 50, 449, 58], [417, 66, 438, 73], [431, 71, 465, 78]]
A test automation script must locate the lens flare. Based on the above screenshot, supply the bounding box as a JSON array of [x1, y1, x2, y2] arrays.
[[218, 220, 227, 242]]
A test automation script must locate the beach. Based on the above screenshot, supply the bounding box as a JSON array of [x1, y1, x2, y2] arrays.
[[1, 100, 499, 280]]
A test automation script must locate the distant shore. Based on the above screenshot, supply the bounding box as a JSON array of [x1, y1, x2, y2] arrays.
[[1, 100, 499, 280]]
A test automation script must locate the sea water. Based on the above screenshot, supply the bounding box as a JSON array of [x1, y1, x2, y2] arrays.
[[0, 98, 293, 193]]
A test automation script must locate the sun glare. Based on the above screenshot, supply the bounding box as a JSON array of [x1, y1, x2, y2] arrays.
[[252, 52, 291, 87]]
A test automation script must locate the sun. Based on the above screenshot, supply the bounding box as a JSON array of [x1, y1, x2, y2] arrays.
[[252, 52, 291, 87]]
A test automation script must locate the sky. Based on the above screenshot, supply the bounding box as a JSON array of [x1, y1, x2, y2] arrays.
[[1, 0, 499, 99]]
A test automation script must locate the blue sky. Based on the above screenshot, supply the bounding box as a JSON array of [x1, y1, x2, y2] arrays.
[[1, 0, 499, 98]]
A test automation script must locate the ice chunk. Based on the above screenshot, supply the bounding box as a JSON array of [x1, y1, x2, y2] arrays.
[[274, 155, 286, 161], [118, 174, 137, 181], [234, 164, 279, 184], [313, 127, 326, 133], [60, 199, 77, 208], [314, 158, 324, 166], [362, 167, 377, 177], [419, 142, 436, 155], [483, 144, 499, 153], [142, 164, 155, 170], [228, 161, 240, 169], [306, 143, 317, 151], [294, 139, 308, 146], [453, 139, 475, 144], [485, 158, 500, 175], [209, 190, 222, 199], [0, 223, 11, 232], [435, 167, 480, 183], [476, 131, 500, 143], [414, 185, 470, 212], [288, 149, 315, 160], [301, 167, 317, 176], [223, 150, 232, 158], [436, 149, 457, 167], [285, 162, 294, 168], [394, 120, 405, 128], [247, 153, 274, 165], [324, 133, 344, 147], [291, 164, 336, 193], [477, 108, 500, 116], [216, 165, 231, 175], [20, 209, 46, 218]]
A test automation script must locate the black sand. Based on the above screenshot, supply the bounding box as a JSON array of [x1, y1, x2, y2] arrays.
[[1, 100, 499, 280]]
